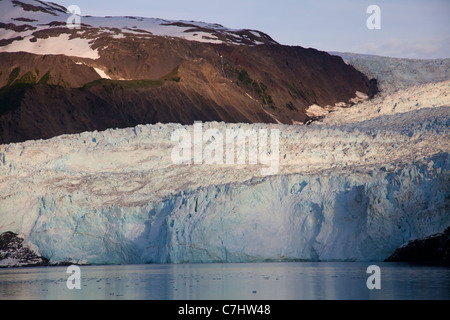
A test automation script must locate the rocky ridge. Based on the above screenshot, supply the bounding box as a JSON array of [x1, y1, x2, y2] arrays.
[[0, 0, 375, 144]]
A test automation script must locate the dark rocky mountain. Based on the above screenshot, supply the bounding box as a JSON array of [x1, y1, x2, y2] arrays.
[[0, 0, 377, 144]]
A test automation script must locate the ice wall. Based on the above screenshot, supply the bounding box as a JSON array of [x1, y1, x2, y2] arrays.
[[1, 81, 448, 265], [24, 153, 449, 264]]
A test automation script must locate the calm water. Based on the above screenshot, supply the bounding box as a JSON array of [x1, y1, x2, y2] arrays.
[[0, 262, 448, 300]]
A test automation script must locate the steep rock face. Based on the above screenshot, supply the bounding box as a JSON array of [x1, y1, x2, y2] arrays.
[[0, 0, 375, 144], [0, 69, 276, 144]]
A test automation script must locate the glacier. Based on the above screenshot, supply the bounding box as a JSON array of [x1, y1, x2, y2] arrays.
[[25, 153, 450, 264], [0, 81, 449, 264]]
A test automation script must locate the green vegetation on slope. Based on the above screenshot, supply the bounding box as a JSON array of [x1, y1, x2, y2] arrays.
[[82, 65, 181, 90], [224, 64, 276, 109]]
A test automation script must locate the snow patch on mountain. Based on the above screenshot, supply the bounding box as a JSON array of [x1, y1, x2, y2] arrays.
[[93, 67, 110, 79], [306, 104, 328, 118], [0, 32, 100, 59], [0, 0, 277, 60]]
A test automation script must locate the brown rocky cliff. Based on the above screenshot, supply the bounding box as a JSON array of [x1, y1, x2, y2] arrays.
[[0, 35, 376, 144]]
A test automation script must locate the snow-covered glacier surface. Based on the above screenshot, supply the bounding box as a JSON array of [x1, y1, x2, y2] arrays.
[[329, 52, 450, 93], [1, 81, 449, 264]]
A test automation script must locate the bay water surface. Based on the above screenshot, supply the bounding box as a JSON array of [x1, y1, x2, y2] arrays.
[[0, 262, 448, 300]]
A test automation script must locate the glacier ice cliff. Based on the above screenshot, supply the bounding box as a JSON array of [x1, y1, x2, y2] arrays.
[[21, 153, 449, 264], [0, 81, 449, 264]]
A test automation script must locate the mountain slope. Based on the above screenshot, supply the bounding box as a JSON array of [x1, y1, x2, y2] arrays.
[[0, 0, 375, 144]]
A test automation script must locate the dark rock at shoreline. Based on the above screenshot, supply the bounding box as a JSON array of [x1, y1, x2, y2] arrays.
[[0, 231, 50, 267], [384, 227, 450, 263]]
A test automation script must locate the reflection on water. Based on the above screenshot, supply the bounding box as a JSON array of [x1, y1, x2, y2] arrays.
[[0, 262, 448, 300]]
